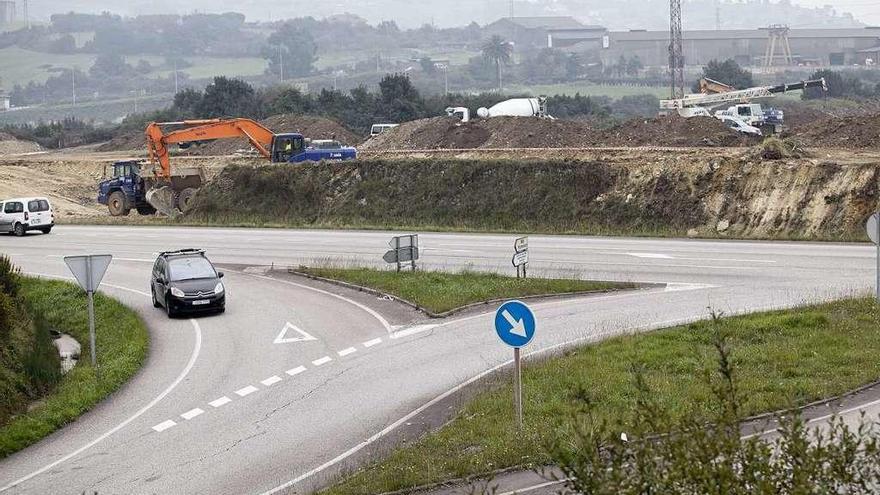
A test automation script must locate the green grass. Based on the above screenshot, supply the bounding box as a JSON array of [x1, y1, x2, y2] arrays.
[[324, 298, 880, 494], [299, 267, 632, 314], [0, 47, 266, 91], [0, 277, 149, 458], [504, 82, 669, 99]]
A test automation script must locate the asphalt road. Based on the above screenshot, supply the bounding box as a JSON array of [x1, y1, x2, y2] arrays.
[[0, 225, 875, 495]]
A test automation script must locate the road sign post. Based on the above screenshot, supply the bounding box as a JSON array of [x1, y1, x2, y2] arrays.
[[868, 213, 880, 303], [513, 236, 529, 279], [64, 254, 112, 368], [384, 235, 419, 272], [494, 300, 536, 429]]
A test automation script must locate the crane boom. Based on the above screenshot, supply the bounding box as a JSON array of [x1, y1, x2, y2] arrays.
[[660, 78, 826, 111], [145, 118, 277, 180]]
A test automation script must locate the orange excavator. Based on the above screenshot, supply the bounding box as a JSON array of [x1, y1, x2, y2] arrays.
[[97, 118, 356, 216]]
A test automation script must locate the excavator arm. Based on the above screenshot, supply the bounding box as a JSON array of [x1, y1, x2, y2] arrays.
[[145, 118, 276, 179]]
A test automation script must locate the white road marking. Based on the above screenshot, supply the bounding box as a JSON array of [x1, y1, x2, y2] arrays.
[[312, 356, 332, 366], [209, 396, 232, 408], [363, 338, 382, 348], [180, 408, 204, 420], [286, 366, 307, 376], [261, 375, 283, 386], [337, 347, 357, 357], [498, 480, 568, 495], [391, 324, 440, 339], [273, 322, 318, 344], [240, 272, 394, 333], [152, 420, 177, 433], [2, 273, 203, 494], [235, 385, 259, 397], [627, 252, 674, 259]]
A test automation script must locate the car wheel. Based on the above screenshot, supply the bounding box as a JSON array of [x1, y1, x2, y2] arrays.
[[108, 191, 131, 216], [152, 288, 161, 308], [165, 295, 176, 318], [12, 223, 25, 237], [40, 227, 52, 234]]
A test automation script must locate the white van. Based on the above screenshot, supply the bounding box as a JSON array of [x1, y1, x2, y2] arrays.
[[0, 197, 54, 236]]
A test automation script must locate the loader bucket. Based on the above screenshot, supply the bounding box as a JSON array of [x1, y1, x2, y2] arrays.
[[146, 186, 179, 217]]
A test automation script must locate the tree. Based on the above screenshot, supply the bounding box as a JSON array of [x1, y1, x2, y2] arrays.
[[89, 53, 131, 78], [48, 34, 77, 54], [801, 69, 870, 99], [195, 77, 259, 118], [378, 73, 423, 122], [697, 59, 754, 90], [481, 35, 513, 91], [263, 23, 318, 79], [419, 57, 437, 74]]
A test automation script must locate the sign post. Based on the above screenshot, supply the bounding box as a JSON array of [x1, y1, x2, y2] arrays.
[[383, 235, 419, 272], [64, 255, 113, 368], [868, 213, 880, 303], [513, 236, 529, 279], [494, 300, 536, 428]]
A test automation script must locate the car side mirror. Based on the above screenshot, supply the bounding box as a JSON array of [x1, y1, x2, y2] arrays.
[[218, 272, 225, 279], [156, 277, 165, 284]]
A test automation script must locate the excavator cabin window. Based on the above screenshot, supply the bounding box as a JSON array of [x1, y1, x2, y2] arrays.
[[273, 135, 304, 163]]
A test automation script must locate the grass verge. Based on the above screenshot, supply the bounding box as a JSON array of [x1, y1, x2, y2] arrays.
[[0, 277, 149, 458], [298, 267, 632, 314], [324, 298, 880, 494]]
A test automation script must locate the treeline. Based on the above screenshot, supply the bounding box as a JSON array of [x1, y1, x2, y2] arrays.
[[2, 118, 113, 149], [121, 75, 644, 135]]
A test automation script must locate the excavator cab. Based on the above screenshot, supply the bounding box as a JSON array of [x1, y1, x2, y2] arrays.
[[271, 133, 305, 163]]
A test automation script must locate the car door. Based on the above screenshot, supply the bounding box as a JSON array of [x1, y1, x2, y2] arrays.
[[0, 202, 8, 233], [152, 258, 166, 300], [27, 199, 46, 227], [2, 202, 22, 231]]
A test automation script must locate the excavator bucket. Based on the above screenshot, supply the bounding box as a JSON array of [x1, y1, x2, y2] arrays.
[[146, 186, 179, 218]]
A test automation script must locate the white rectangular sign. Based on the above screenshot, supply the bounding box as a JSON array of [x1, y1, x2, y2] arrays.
[[512, 251, 529, 267], [514, 237, 529, 253]]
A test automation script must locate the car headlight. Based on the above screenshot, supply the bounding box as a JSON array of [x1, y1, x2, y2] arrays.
[[170, 287, 185, 298], [214, 282, 224, 294]]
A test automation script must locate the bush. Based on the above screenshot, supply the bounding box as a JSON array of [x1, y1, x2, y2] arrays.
[[550, 328, 880, 494], [0, 255, 19, 297]]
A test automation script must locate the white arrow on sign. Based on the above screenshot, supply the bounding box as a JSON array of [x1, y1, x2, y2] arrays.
[[273, 322, 318, 344], [502, 310, 527, 338]]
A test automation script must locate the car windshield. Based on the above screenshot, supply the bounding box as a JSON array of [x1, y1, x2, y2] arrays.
[[168, 257, 216, 281]]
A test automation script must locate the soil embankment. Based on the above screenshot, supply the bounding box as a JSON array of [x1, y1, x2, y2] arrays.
[[187, 154, 880, 239]]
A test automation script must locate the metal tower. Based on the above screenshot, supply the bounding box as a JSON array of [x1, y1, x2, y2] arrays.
[[668, 0, 685, 99], [22, 0, 29, 28], [763, 25, 793, 67]]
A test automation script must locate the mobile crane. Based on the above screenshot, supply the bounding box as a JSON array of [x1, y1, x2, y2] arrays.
[[659, 78, 827, 133], [97, 118, 357, 216]]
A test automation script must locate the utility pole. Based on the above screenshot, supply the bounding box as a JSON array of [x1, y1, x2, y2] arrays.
[[278, 45, 284, 82], [668, 0, 685, 99], [715, 0, 721, 30], [72, 68, 76, 105], [173, 59, 179, 94], [509, 0, 514, 18], [22, 0, 28, 29]]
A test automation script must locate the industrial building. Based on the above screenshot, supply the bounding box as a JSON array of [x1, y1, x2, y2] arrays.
[[0, 91, 10, 111], [484, 16, 595, 48], [549, 26, 880, 67]]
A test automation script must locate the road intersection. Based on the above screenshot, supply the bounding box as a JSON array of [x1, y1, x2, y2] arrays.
[[0, 226, 875, 494]]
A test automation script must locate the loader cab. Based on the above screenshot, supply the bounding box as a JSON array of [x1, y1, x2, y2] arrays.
[[109, 161, 142, 179], [271, 133, 305, 163]]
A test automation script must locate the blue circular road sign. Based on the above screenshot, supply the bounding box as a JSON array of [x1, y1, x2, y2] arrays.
[[495, 300, 536, 348]]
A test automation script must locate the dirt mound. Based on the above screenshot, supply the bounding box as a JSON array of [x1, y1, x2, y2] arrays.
[[796, 113, 880, 150], [97, 115, 362, 154], [361, 115, 750, 150], [0, 132, 42, 155]]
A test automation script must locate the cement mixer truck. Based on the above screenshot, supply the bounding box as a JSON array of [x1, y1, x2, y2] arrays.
[[476, 97, 550, 119]]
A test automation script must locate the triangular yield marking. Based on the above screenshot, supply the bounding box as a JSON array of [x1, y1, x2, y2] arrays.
[[274, 322, 318, 344]]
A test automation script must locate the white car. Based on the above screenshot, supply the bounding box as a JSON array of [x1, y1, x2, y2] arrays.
[[370, 123, 398, 137], [0, 197, 54, 236], [718, 115, 763, 136]]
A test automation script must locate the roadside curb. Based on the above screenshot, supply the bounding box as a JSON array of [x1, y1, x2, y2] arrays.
[[285, 268, 655, 319]]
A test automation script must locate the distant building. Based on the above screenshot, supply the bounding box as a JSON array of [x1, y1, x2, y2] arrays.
[[552, 26, 880, 67], [0, 92, 9, 111], [485, 16, 588, 49]]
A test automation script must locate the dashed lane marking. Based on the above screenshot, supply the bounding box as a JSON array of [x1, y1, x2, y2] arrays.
[[152, 420, 177, 433], [337, 347, 357, 357], [312, 356, 332, 367], [261, 376, 283, 387], [209, 396, 232, 408], [362, 338, 382, 348], [180, 408, 204, 420], [235, 386, 259, 397], [286, 366, 307, 376]]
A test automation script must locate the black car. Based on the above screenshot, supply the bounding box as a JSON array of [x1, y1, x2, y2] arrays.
[[151, 249, 226, 317]]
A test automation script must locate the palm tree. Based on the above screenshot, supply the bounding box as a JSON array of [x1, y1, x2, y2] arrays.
[[482, 35, 513, 92]]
